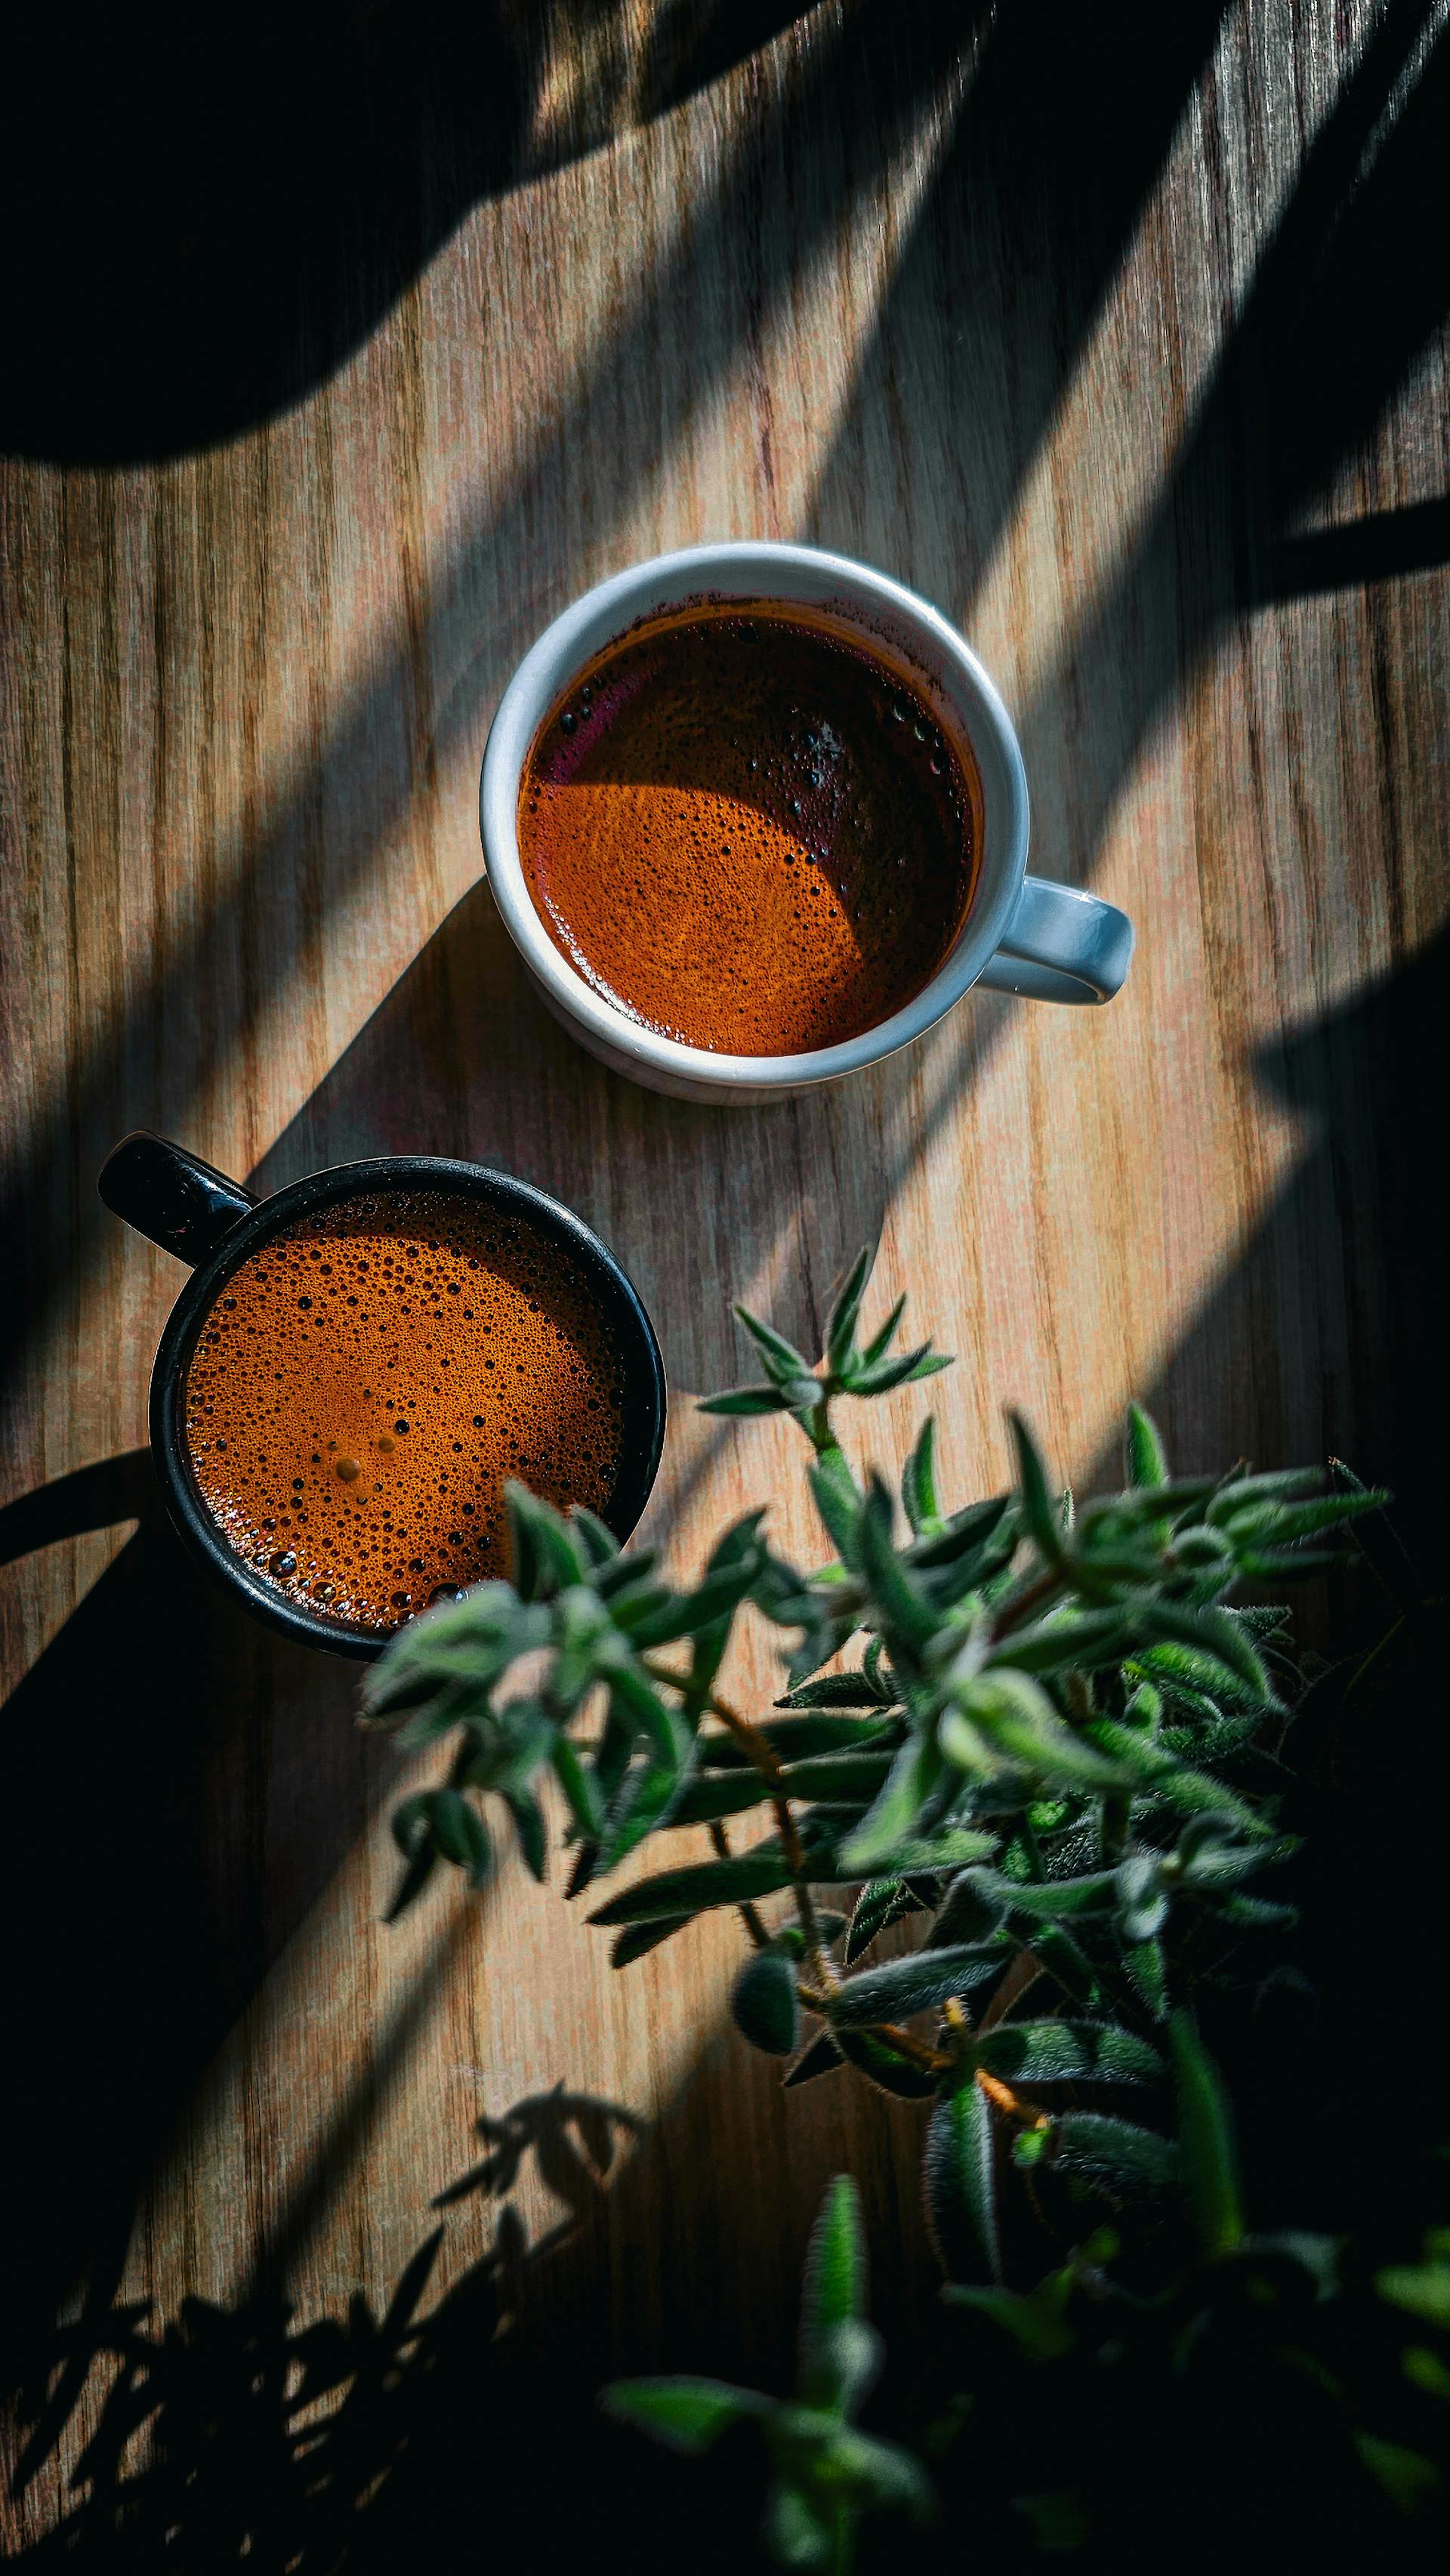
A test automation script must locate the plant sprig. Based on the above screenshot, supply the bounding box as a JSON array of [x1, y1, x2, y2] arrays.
[[365, 1248, 1383, 2293]]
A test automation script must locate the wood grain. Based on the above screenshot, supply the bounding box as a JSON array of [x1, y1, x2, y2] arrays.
[[2, 0, 1448, 2555]]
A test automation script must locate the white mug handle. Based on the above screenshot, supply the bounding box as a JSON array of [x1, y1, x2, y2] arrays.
[[974, 876, 1135, 1006]]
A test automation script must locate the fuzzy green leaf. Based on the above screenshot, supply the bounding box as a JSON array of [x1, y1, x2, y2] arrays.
[[1010, 1413, 1063, 1568], [944, 1676, 1127, 1793], [825, 1247, 875, 1378], [688, 1512, 770, 1703], [423, 1788, 491, 1885], [810, 1450, 862, 1564], [926, 2080, 1001, 2281], [989, 1608, 1136, 1678], [603, 2377, 766, 2453], [829, 1942, 1001, 2028], [732, 1951, 802, 2057], [834, 2028, 939, 2099], [1205, 1469, 1323, 1525], [1171, 2011, 1243, 2257], [594, 1749, 686, 1877], [776, 1674, 890, 1712], [854, 1476, 938, 1658], [785, 2029, 847, 2089], [961, 1865, 1118, 1923], [1086, 1716, 1267, 1836], [504, 1790, 548, 1883], [1124, 1401, 1169, 1489], [752, 1712, 900, 1761], [1226, 1489, 1388, 1546], [857, 1292, 907, 1370], [835, 1732, 939, 1874], [847, 1343, 952, 1397], [1052, 2112, 1179, 2201], [609, 1912, 696, 1968], [844, 1876, 924, 1965], [853, 1828, 997, 1876], [801, 2173, 867, 2364], [667, 1768, 781, 1827], [902, 1416, 940, 1536], [733, 1302, 815, 1389], [698, 1384, 798, 1416], [588, 1849, 794, 1927], [569, 1505, 620, 1567], [926, 1867, 1009, 1949], [1123, 1935, 1169, 2019], [504, 1482, 589, 1599], [974, 2021, 1162, 2087], [1133, 1601, 1274, 1704]]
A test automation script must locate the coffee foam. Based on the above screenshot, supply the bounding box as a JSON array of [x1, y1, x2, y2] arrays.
[[184, 1188, 625, 1633], [518, 604, 977, 1055]]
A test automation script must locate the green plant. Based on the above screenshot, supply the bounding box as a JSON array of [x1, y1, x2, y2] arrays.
[[361, 1249, 1409, 2562], [366, 1247, 1372, 2250], [606, 2175, 929, 2572]]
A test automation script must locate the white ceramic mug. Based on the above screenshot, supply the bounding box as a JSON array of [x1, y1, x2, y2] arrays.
[[480, 541, 1134, 1104]]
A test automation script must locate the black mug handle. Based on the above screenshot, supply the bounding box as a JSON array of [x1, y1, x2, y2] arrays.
[[97, 1131, 258, 1268]]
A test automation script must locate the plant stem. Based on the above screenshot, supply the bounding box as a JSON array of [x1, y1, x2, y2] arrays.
[[805, 1396, 836, 1455], [708, 1821, 769, 1949], [875, 2022, 950, 2074], [992, 1565, 1066, 1639], [646, 1659, 837, 1988], [976, 2067, 1048, 2129]]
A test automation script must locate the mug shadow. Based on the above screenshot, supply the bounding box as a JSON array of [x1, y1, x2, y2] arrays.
[[245, 872, 933, 1396]]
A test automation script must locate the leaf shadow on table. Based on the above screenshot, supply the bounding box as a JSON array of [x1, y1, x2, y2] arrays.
[[3, 1964, 935, 2571], [2, 0, 813, 465]]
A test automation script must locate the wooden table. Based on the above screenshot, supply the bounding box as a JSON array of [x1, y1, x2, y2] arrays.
[[3, 2, 1447, 2557]]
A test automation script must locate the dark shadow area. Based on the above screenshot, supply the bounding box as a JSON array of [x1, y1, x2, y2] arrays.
[[0, 1450, 156, 1568], [3, 0, 810, 464], [1265, 494, 1450, 603], [5, 2006, 935, 2569], [1003, 0, 1450, 897], [0, 1508, 367, 2381], [0, 0, 983, 1419], [807, 0, 1450, 1246], [1136, 918, 1450, 1518], [811, 0, 1233, 591], [812, 0, 1450, 879], [242, 872, 938, 1395]]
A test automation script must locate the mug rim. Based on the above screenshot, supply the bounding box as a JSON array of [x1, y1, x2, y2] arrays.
[[479, 539, 1031, 1089], [149, 1154, 668, 1661]]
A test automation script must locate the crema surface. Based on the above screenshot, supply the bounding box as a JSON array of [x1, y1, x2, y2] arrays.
[[520, 604, 978, 1055], [184, 1188, 625, 1632]]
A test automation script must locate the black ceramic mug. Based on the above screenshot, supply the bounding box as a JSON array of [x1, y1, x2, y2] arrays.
[[98, 1133, 667, 1659]]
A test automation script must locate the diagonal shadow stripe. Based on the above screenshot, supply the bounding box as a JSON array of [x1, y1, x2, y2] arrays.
[[0, 0, 980, 1424]]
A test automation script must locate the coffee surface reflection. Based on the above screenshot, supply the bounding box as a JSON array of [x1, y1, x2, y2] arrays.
[[519, 601, 979, 1055]]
